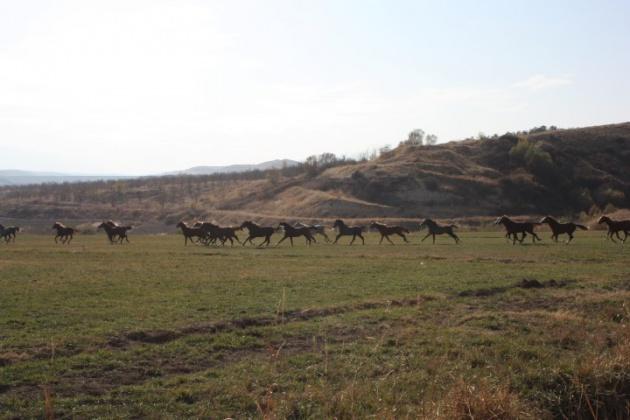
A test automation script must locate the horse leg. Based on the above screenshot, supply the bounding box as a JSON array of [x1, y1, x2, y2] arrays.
[[379, 235, 384, 244], [421, 233, 431, 242], [290, 237, 294, 247], [276, 235, 287, 246], [349, 235, 356, 245], [333, 233, 342, 244], [233, 234, 241, 245], [359, 233, 365, 245], [450, 232, 460, 244], [398, 233, 409, 243], [432, 234, 436, 245], [386, 235, 395, 245], [67, 234, 73, 244], [322, 232, 330, 242], [567, 233, 573, 244]]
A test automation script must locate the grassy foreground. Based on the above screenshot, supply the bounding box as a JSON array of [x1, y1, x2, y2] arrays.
[[0, 231, 629, 418]]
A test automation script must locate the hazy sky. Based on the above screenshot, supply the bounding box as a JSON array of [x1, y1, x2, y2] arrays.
[[1, 0, 629, 174]]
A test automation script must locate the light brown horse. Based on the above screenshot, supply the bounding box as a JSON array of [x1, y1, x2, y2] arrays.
[[597, 216, 630, 243], [52, 222, 77, 244], [539, 216, 587, 243], [370, 222, 410, 244]]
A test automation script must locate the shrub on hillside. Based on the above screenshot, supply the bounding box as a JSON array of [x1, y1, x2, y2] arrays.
[[509, 138, 559, 183]]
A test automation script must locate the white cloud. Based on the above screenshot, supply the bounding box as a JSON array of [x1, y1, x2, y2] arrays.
[[513, 74, 573, 90]]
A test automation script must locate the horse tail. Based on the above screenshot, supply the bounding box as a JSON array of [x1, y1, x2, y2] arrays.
[[575, 224, 588, 230]]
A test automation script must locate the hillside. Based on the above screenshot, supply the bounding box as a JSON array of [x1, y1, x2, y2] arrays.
[[1, 123, 629, 231]]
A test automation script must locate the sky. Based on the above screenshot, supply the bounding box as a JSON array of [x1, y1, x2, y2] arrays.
[[1, 0, 629, 175]]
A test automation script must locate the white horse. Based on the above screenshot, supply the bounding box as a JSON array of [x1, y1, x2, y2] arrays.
[[294, 222, 331, 242]]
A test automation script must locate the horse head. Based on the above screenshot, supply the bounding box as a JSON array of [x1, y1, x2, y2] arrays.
[[419, 219, 434, 229], [494, 215, 509, 225]]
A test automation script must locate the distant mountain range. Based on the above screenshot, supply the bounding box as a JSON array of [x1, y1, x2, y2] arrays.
[[165, 159, 300, 175], [0, 170, 134, 186], [0, 159, 300, 186]]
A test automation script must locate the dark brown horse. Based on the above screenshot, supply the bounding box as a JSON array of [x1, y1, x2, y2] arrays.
[[195, 222, 241, 246], [597, 216, 630, 243], [98, 221, 132, 244], [193, 221, 222, 245], [370, 222, 409, 244], [52, 222, 77, 244], [539, 216, 587, 243], [1, 226, 20, 243], [418, 219, 459, 244], [176, 221, 206, 245], [240, 221, 276, 247], [332, 219, 365, 245], [494, 215, 541, 245], [277, 222, 316, 246], [217, 225, 242, 246]]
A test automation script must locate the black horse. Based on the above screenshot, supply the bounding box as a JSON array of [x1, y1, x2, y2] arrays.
[[1, 226, 20, 243], [494, 215, 541, 245], [98, 221, 132, 244], [597, 216, 630, 243], [332, 220, 365, 245], [240, 221, 276, 247]]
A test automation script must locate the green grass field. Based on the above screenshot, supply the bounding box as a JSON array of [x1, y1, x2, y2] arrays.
[[1, 231, 629, 418]]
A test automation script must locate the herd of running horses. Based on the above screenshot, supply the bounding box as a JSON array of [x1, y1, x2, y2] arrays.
[[1, 215, 629, 246]]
